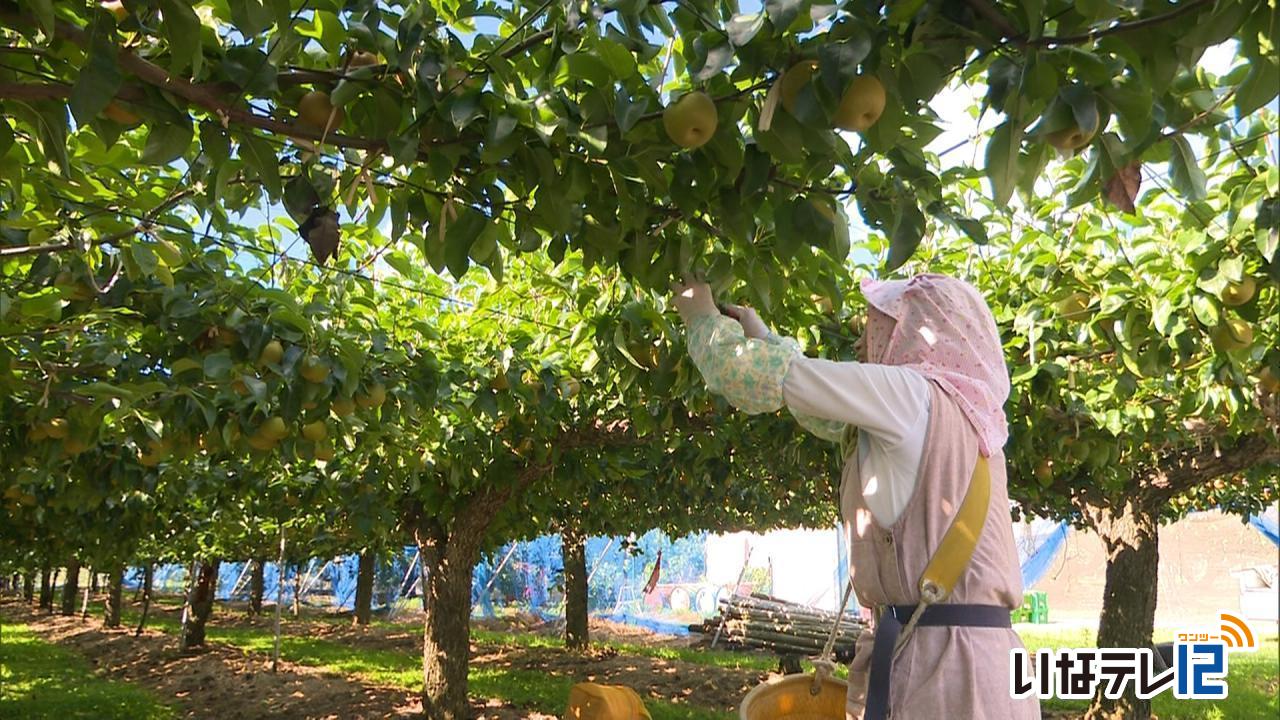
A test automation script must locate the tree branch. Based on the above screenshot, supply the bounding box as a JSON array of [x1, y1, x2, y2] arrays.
[[1148, 432, 1280, 496], [965, 0, 1215, 48], [962, 0, 1023, 41]]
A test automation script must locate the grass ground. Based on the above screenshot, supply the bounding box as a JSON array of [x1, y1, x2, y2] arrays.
[[12, 598, 1279, 720], [0, 623, 175, 720]]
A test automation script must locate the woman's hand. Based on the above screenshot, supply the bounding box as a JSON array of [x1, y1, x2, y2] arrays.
[[670, 277, 718, 323], [721, 304, 771, 339]]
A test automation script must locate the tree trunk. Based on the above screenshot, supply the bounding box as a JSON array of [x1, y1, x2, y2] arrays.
[[417, 522, 481, 720], [135, 564, 154, 636], [1084, 499, 1159, 720], [181, 559, 220, 649], [353, 550, 375, 626], [60, 560, 80, 616], [292, 563, 302, 617], [90, 570, 99, 595], [22, 573, 35, 602], [105, 566, 124, 628], [563, 529, 589, 650], [249, 559, 265, 616], [39, 568, 55, 611]]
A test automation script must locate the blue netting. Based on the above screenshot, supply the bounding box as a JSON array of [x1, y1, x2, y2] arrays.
[[117, 517, 1086, 634], [1250, 513, 1279, 546], [1019, 521, 1070, 590]]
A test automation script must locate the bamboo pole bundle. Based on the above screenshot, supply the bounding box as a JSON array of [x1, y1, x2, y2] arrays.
[[691, 593, 863, 656]]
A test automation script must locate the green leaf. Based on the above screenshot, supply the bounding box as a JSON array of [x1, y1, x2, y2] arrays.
[[1236, 58, 1280, 119], [283, 175, 320, 224], [693, 42, 734, 82], [597, 39, 638, 80], [985, 122, 1023, 206], [726, 13, 765, 47], [239, 134, 283, 199], [765, 0, 806, 30], [19, 291, 61, 322], [1168, 136, 1207, 202], [886, 201, 925, 271], [27, 0, 54, 35], [1190, 294, 1218, 328], [229, 0, 274, 36], [1060, 84, 1099, 136], [140, 120, 193, 165], [888, 0, 927, 25], [562, 53, 613, 89], [615, 89, 649, 134], [0, 118, 12, 159], [199, 123, 231, 165], [202, 351, 234, 380], [158, 0, 203, 77], [130, 242, 157, 274], [70, 20, 123, 126], [445, 207, 486, 278], [222, 46, 278, 95]]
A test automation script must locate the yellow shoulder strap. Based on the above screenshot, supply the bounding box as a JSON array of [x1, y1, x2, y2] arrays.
[[918, 455, 991, 604]]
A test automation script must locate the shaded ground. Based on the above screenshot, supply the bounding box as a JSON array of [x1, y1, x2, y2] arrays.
[[1, 602, 549, 720], [114, 600, 773, 713]]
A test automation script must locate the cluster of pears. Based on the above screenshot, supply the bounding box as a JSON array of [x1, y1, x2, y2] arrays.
[[778, 61, 887, 133], [1210, 276, 1257, 352]]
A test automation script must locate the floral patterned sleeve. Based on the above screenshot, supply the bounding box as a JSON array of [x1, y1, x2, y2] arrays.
[[685, 315, 847, 444], [686, 314, 794, 415]]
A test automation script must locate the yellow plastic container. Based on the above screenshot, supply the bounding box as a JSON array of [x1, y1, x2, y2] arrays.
[[739, 673, 848, 720], [566, 682, 651, 720]]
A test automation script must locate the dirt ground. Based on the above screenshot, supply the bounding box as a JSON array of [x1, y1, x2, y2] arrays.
[[1, 602, 554, 719], [3, 599, 774, 717], [151, 602, 772, 712]]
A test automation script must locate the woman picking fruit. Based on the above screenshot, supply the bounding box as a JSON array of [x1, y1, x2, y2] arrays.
[[672, 274, 1039, 720]]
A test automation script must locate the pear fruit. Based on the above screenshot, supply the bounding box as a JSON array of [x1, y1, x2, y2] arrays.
[[137, 439, 169, 467], [1054, 292, 1091, 317], [259, 416, 289, 441], [246, 433, 278, 452], [833, 75, 886, 132], [490, 372, 510, 391], [357, 383, 387, 408], [1034, 458, 1053, 485], [300, 355, 330, 383], [1219, 277, 1255, 306], [1259, 366, 1279, 394], [348, 51, 379, 67], [1210, 317, 1253, 352], [1045, 106, 1099, 152], [663, 92, 718, 150], [314, 444, 335, 462], [102, 1, 128, 22], [302, 420, 328, 442], [258, 339, 284, 367], [44, 418, 69, 440], [559, 378, 581, 398], [298, 90, 343, 132], [780, 61, 819, 115], [103, 101, 141, 125], [441, 67, 482, 93], [331, 397, 356, 417]]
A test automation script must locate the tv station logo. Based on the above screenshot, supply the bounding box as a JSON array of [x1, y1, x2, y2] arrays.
[[1009, 612, 1257, 701]]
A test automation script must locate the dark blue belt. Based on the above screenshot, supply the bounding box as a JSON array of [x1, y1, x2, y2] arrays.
[[864, 604, 1011, 720]]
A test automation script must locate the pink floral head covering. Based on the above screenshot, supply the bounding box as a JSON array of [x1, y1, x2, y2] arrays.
[[860, 274, 1010, 456]]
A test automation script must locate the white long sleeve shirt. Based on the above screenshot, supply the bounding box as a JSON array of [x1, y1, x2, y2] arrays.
[[686, 315, 931, 526]]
